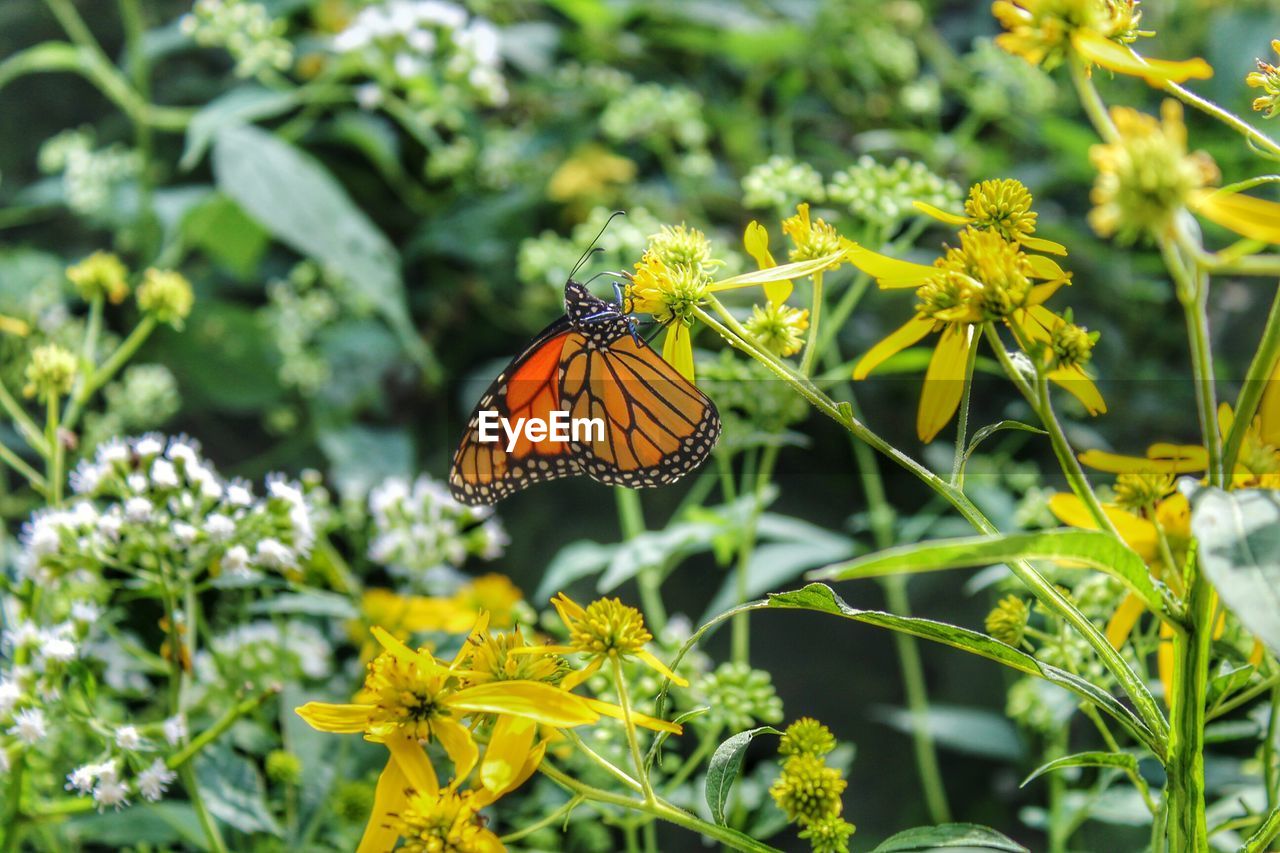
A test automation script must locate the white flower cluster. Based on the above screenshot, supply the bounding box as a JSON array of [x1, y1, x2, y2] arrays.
[[21, 434, 322, 585], [65, 756, 176, 811], [181, 0, 293, 78], [333, 0, 508, 121], [367, 474, 507, 582], [194, 620, 333, 684], [37, 128, 141, 216]]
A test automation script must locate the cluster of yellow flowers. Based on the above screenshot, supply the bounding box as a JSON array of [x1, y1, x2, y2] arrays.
[[769, 718, 855, 853], [300, 581, 685, 852]]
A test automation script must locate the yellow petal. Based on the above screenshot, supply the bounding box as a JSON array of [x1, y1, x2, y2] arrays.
[[385, 732, 440, 796], [1191, 189, 1280, 245], [480, 714, 537, 794], [1261, 359, 1280, 446], [844, 241, 938, 289], [357, 756, 409, 853], [1019, 235, 1068, 256], [449, 612, 491, 669], [1156, 492, 1191, 540], [1078, 447, 1205, 474], [1025, 254, 1070, 281], [432, 717, 479, 784], [662, 323, 695, 382], [916, 325, 971, 443], [295, 702, 370, 734], [1158, 621, 1175, 708], [1027, 280, 1067, 306], [550, 592, 586, 624], [450, 681, 600, 728], [0, 315, 31, 337], [744, 221, 791, 305], [1105, 593, 1147, 649], [1071, 30, 1213, 86], [912, 200, 970, 226], [1048, 365, 1107, 415], [853, 315, 934, 380], [636, 648, 689, 687], [583, 696, 682, 734], [559, 657, 602, 691], [1047, 493, 1159, 561], [370, 625, 436, 671], [1250, 639, 1266, 666]]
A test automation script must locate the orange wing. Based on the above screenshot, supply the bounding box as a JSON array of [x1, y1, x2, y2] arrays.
[[561, 333, 720, 488], [450, 321, 583, 505]]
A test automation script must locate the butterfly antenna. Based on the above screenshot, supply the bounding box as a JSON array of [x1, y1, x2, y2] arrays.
[[569, 210, 626, 280]]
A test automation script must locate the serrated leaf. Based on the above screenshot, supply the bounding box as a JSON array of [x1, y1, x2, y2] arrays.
[[767, 584, 1161, 754], [1192, 488, 1280, 656], [1022, 750, 1137, 787], [705, 726, 781, 825], [814, 529, 1162, 615], [872, 823, 1029, 852]]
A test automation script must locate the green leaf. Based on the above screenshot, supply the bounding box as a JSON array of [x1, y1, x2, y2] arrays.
[[534, 541, 618, 601], [1192, 488, 1280, 656], [180, 193, 269, 279], [873, 704, 1024, 762], [66, 803, 206, 849], [248, 590, 357, 619], [700, 530, 858, 623], [181, 86, 299, 170], [871, 823, 1029, 852], [767, 584, 1161, 754], [1021, 750, 1138, 787], [1207, 663, 1255, 711], [709, 253, 845, 290], [195, 745, 283, 836], [814, 529, 1162, 615], [705, 726, 781, 825], [212, 125, 416, 349], [963, 420, 1047, 467]]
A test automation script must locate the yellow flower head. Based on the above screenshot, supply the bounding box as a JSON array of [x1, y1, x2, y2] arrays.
[[67, 251, 130, 304], [986, 595, 1031, 646], [938, 228, 1035, 321], [394, 788, 505, 853], [778, 718, 836, 759], [454, 574, 525, 630], [24, 343, 77, 402], [964, 179, 1037, 244], [626, 249, 708, 326], [546, 144, 636, 202], [993, 0, 1142, 69], [782, 203, 843, 265], [744, 302, 810, 357], [544, 593, 688, 687], [463, 627, 569, 686], [1049, 317, 1098, 369], [646, 224, 721, 278], [361, 643, 463, 742], [769, 753, 847, 825], [1113, 470, 1176, 511], [799, 814, 857, 853], [1247, 40, 1280, 119], [137, 269, 195, 328], [1088, 101, 1219, 243]]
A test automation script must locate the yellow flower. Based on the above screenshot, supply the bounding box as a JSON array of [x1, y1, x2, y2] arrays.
[[1248, 40, 1280, 118], [521, 593, 689, 689], [848, 216, 1101, 442], [992, 0, 1212, 86], [625, 249, 707, 382], [394, 788, 506, 853], [743, 220, 792, 305], [136, 268, 195, 328], [547, 145, 636, 202], [914, 179, 1067, 255], [781, 204, 844, 267], [744, 302, 810, 357], [23, 343, 77, 402], [355, 575, 526, 659], [67, 251, 130, 303]]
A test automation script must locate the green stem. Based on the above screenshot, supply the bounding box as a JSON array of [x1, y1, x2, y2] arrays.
[[614, 488, 666, 634], [1162, 239, 1222, 488], [180, 764, 228, 853], [562, 729, 642, 793], [1243, 807, 1280, 853], [1163, 81, 1280, 161], [1070, 58, 1119, 143], [499, 795, 584, 843], [612, 654, 655, 804], [537, 762, 780, 853], [1165, 571, 1213, 852], [1223, 282, 1280, 476], [1267, 685, 1280, 813], [799, 270, 825, 376], [45, 396, 63, 505], [950, 331, 981, 488], [694, 302, 1169, 748], [1047, 725, 1069, 853], [0, 442, 47, 494], [64, 316, 157, 432], [0, 377, 49, 456]]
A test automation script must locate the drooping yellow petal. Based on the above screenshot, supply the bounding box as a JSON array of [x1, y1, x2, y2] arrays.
[[662, 323, 695, 382], [636, 649, 690, 687], [1071, 30, 1213, 87], [917, 324, 971, 443], [385, 733, 440, 796], [1078, 447, 1205, 474], [480, 714, 537, 794], [744, 221, 791, 305], [1025, 254, 1070, 281], [583, 697, 682, 734], [912, 200, 970, 226], [559, 656, 603, 691], [1106, 592, 1147, 650], [1261, 359, 1280, 446], [1048, 365, 1107, 415], [550, 592, 586, 623], [1250, 639, 1266, 666], [853, 315, 935, 380], [1019, 235, 1068, 256], [1047, 493, 1159, 561], [357, 756, 410, 853], [1191, 189, 1280, 245], [432, 717, 479, 784], [450, 612, 491, 670], [370, 625, 439, 671], [295, 702, 370, 734], [449, 681, 600, 728], [475, 739, 547, 807], [1027, 280, 1067, 306], [843, 241, 938, 289], [1158, 620, 1175, 708]]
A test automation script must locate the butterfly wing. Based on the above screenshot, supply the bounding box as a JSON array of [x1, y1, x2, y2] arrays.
[[562, 332, 720, 488], [450, 318, 584, 505]]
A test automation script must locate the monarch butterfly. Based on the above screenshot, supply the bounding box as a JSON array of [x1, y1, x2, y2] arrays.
[[449, 277, 721, 506]]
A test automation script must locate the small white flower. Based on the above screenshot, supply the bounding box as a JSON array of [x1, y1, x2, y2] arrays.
[[96, 511, 122, 542], [92, 776, 129, 811], [38, 634, 77, 664], [205, 514, 235, 542], [173, 522, 198, 545], [151, 459, 180, 489], [24, 517, 61, 559], [69, 461, 105, 494], [99, 439, 130, 464], [9, 708, 47, 744], [134, 435, 164, 457], [166, 439, 200, 467], [222, 545, 250, 575], [126, 473, 148, 493], [227, 482, 253, 507], [136, 758, 177, 802], [71, 601, 102, 625], [355, 83, 383, 110], [124, 497, 152, 522], [66, 764, 98, 794], [5, 621, 40, 649], [162, 714, 187, 746], [115, 725, 144, 751], [0, 679, 22, 715], [255, 539, 295, 570]]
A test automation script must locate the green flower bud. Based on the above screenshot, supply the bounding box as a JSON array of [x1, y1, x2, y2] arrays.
[[137, 269, 194, 328], [779, 717, 837, 759], [67, 251, 130, 304], [770, 754, 846, 825], [798, 814, 856, 853], [693, 661, 784, 732], [24, 343, 77, 401], [985, 594, 1029, 647], [332, 780, 376, 823], [265, 750, 302, 786]]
